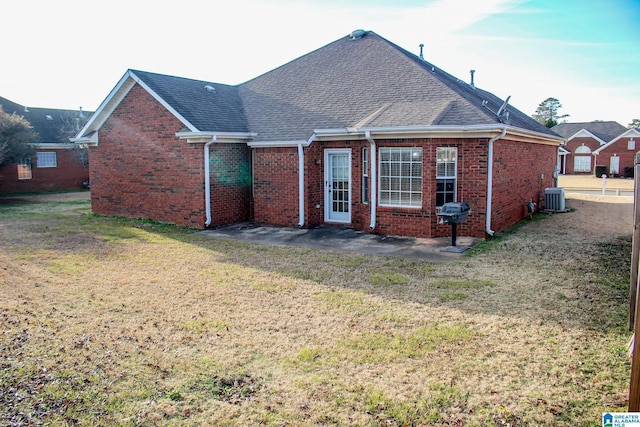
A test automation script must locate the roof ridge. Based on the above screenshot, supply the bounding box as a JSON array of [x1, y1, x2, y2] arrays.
[[367, 32, 507, 125]]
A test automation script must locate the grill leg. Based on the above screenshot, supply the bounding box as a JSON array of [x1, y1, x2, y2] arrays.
[[451, 223, 457, 247]]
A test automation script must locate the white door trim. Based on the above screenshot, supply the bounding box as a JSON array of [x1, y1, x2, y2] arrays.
[[324, 149, 352, 223]]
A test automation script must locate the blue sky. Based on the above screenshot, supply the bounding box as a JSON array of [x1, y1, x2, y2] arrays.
[[2, 0, 639, 126]]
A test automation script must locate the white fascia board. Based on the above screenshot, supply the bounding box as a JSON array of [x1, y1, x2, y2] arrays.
[[247, 140, 312, 148], [70, 131, 99, 146], [176, 131, 257, 144], [314, 125, 504, 139], [313, 125, 563, 145], [28, 142, 79, 149], [567, 129, 606, 145], [74, 71, 137, 140], [593, 129, 640, 154], [608, 128, 640, 145], [74, 69, 201, 142]]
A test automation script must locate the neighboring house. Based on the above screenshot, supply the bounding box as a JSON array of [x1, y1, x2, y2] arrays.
[[593, 128, 640, 177], [551, 121, 638, 176], [0, 96, 91, 194], [73, 30, 562, 239]]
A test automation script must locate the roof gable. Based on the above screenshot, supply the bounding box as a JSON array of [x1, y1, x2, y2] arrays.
[[594, 128, 640, 154], [552, 121, 628, 142], [239, 31, 558, 142], [75, 70, 249, 143], [130, 70, 248, 133]]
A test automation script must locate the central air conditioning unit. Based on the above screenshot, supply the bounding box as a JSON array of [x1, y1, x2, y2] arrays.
[[545, 187, 566, 212]]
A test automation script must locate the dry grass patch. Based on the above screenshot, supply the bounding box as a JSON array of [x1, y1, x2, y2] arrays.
[[0, 198, 634, 425]]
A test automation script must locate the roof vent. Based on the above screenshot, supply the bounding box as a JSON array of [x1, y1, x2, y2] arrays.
[[204, 85, 216, 93], [349, 29, 366, 40], [469, 69, 475, 88], [46, 115, 53, 120], [419, 44, 425, 61], [24, 106, 29, 113]]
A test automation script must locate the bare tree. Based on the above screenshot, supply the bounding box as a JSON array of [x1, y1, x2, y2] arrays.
[[57, 109, 90, 167]]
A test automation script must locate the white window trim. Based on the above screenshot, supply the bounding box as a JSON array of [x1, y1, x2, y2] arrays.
[[378, 147, 423, 208], [17, 160, 32, 180], [436, 147, 457, 207], [362, 146, 369, 204], [573, 155, 591, 172], [37, 151, 57, 168]]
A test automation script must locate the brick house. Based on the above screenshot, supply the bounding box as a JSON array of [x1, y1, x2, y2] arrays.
[[73, 30, 562, 238], [551, 121, 636, 176], [0, 96, 91, 195], [593, 128, 640, 177]]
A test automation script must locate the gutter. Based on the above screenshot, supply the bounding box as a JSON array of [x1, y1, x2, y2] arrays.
[[298, 143, 305, 227], [313, 124, 563, 145], [365, 131, 377, 230], [204, 135, 217, 226], [297, 134, 315, 227], [175, 131, 256, 227], [486, 127, 507, 236]]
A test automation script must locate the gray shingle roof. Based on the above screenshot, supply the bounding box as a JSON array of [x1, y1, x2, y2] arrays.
[[126, 31, 559, 141], [238, 31, 558, 141], [0, 96, 91, 143], [130, 70, 249, 133], [551, 121, 627, 142]]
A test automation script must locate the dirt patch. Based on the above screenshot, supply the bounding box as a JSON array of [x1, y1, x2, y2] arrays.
[[562, 192, 633, 238], [0, 191, 90, 204]]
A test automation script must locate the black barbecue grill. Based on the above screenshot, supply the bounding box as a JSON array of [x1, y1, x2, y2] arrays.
[[437, 202, 471, 251]]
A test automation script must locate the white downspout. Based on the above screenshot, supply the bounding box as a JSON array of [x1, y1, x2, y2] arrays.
[[298, 143, 305, 227], [204, 135, 217, 226], [365, 131, 377, 230], [486, 128, 506, 236]]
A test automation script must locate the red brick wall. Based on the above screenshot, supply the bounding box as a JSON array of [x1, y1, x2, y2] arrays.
[[252, 146, 300, 226], [490, 139, 557, 233], [254, 137, 556, 239], [208, 144, 252, 226], [90, 84, 205, 228], [594, 138, 638, 177], [0, 148, 88, 195], [563, 137, 600, 174]]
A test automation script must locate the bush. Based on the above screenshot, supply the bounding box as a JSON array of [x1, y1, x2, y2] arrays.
[[624, 167, 634, 178], [595, 165, 607, 177]]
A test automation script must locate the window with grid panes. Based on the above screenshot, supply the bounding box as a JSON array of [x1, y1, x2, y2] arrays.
[[362, 147, 369, 203], [17, 159, 32, 180], [378, 147, 422, 207], [37, 152, 57, 168], [436, 147, 456, 207]]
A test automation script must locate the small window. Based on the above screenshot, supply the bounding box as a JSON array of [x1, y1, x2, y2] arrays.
[[629, 139, 636, 150], [379, 147, 422, 207], [17, 159, 32, 180], [37, 152, 57, 168], [362, 147, 369, 204], [575, 145, 591, 154], [436, 147, 457, 206]]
